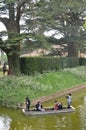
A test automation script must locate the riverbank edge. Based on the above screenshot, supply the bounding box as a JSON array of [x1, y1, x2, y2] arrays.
[[22, 83, 86, 109], [31, 83, 86, 105], [0, 83, 86, 109]]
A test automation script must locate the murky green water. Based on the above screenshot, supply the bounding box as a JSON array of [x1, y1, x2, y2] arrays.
[[0, 88, 86, 130]]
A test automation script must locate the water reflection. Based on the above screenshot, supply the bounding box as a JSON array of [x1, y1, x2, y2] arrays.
[[0, 88, 86, 130], [23, 125, 32, 130], [0, 116, 11, 130], [23, 114, 73, 130], [79, 96, 86, 130]]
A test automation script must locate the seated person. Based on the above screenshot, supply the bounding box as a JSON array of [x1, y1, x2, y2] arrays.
[[58, 102, 63, 109], [35, 101, 45, 111], [54, 100, 59, 110]]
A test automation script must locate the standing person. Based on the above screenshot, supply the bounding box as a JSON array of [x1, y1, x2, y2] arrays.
[[25, 97, 30, 111], [66, 93, 72, 108], [2, 62, 8, 76]]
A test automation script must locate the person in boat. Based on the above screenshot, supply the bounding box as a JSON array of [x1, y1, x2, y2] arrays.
[[65, 93, 72, 108], [25, 97, 30, 111], [35, 101, 45, 111], [54, 100, 63, 110], [54, 100, 59, 110], [58, 102, 63, 109]]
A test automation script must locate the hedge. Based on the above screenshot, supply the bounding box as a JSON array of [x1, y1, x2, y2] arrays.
[[79, 58, 86, 65], [20, 57, 80, 75]]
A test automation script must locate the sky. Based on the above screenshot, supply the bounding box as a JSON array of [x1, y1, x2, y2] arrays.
[[0, 22, 7, 40], [0, 22, 6, 31], [0, 22, 62, 39]]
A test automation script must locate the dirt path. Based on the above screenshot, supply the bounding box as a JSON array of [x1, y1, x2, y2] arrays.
[[31, 84, 86, 106]]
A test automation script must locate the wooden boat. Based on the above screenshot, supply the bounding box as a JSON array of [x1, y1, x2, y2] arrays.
[[22, 106, 75, 116]]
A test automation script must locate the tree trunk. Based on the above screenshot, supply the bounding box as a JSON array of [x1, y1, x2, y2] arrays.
[[0, 1, 26, 75], [6, 4, 21, 75], [7, 53, 20, 75], [68, 42, 80, 57]]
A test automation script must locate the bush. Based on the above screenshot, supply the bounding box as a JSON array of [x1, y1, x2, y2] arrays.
[[20, 57, 79, 75], [79, 58, 86, 65]]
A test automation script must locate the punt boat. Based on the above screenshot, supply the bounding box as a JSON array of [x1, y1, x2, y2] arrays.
[[22, 106, 75, 116]]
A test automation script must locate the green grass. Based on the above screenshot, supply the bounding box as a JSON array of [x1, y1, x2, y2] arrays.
[[0, 66, 86, 107]]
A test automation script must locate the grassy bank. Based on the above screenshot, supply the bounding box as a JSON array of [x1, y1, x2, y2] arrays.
[[0, 66, 86, 107]]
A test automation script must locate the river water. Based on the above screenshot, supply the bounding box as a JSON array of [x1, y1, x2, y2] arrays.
[[0, 88, 86, 130]]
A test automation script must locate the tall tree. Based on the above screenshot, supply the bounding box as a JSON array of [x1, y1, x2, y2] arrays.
[[0, 0, 50, 75], [0, 0, 86, 76], [34, 0, 86, 57], [0, 0, 30, 74]]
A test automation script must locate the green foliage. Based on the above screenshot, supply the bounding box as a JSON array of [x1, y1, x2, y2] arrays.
[[58, 57, 79, 68], [83, 21, 86, 29], [20, 57, 79, 75], [6, 0, 14, 2], [20, 57, 59, 74], [79, 58, 86, 65], [64, 66, 86, 80], [0, 0, 86, 76], [0, 66, 85, 106], [34, 0, 86, 56]]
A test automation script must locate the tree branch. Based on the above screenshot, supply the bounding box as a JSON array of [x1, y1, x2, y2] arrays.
[[17, 0, 29, 8], [0, 17, 9, 30], [16, 0, 30, 32]]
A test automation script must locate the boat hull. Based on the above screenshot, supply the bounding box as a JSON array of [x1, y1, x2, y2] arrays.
[[22, 106, 75, 116]]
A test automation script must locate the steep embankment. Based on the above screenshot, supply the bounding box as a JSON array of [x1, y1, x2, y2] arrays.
[[31, 84, 86, 106]]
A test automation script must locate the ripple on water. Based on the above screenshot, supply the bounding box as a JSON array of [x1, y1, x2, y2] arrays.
[[79, 96, 86, 129]]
